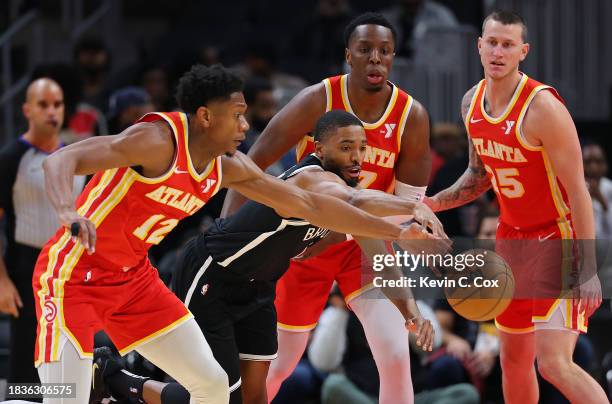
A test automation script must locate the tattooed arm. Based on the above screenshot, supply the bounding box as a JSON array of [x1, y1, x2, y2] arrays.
[[425, 86, 491, 212]]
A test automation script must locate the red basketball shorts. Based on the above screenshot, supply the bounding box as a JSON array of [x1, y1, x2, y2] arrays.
[[275, 240, 372, 331], [494, 219, 588, 334], [33, 230, 191, 366]]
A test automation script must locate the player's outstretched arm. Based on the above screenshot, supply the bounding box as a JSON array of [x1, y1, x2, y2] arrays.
[[524, 90, 601, 316], [395, 100, 432, 187], [425, 86, 491, 212], [294, 171, 447, 239], [354, 234, 435, 352], [221, 83, 326, 217], [43, 121, 173, 252], [221, 153, 409, 240]]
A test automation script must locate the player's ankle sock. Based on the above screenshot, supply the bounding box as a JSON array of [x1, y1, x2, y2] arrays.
[[105, 367, 150, 402], [160, 382, 190, 404]]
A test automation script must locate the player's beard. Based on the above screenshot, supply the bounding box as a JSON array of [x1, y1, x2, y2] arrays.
[[322, 159, 359, 187]]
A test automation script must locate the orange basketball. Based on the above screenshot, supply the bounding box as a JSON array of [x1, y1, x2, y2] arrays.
[[444, 249, 514, 321]]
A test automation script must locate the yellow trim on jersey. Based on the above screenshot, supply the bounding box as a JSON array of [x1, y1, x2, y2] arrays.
[[340, 74, 399, 130], [212, 156, 223, 196], [53, 242, 85, 361], [89, 170, 137, 227], [182, 112, 215, 182], [344, 282, 376, 304], [131, 113, 180, 185], [396, 95, 414, 151], [542, 152, 571, 219], [514, 86, 549, 151], [277, 322, 318, 332], [481, 74, 529, 124], [77, 169, 118, 216], [296, 136, 314, 162], [56, 170, 138, 359], [37, 169, 138, 364], [118, 312, 193, 356], [532, 298, 562, 322], [465, 80, 484, 134], [36, 232, 71, 365], [323, 79, 332, 112], [495, 320, 535, 334]]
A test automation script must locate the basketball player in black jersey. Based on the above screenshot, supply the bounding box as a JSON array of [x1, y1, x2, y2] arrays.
[[91, 110, 448, 404]]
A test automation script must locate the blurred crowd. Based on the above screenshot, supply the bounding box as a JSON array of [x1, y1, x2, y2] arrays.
[[1, 0, 612, 403]]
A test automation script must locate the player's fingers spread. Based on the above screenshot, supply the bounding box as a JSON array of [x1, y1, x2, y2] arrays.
[[7, 301, 18, 318], [15, 291, 23, 308], [87, 220, 97, 253], [422, 323, 433, 351]]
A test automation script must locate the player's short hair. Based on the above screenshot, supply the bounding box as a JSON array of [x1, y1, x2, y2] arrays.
[[313, 110, 363, 142], [343, 12, 397, 48], [176, 64, 244, 114], [482, 10, 528, 42]]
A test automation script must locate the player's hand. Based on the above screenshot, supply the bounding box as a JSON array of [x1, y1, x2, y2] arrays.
[[466, 350, 496, 378], [0, 275, 23, 318], [406, 315, 434, 352], [58, 210, 96, 254], [412, 202, 447, 239], [446, 334, 472, 360], [395, 223, 451, 276], [575, 274, 602, 318], [422, 196, 441, 212]]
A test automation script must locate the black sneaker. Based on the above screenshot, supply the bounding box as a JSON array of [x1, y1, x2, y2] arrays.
[[90, 346, 121, 403]]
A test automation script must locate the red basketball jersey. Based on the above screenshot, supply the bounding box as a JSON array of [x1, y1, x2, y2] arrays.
[[74, 112, 222, 269], [296, 74, 413, 193], [466, 74, 570, 229]]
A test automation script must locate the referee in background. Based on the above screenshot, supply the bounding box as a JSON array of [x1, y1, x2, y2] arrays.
[[0, 78, 84, 389]]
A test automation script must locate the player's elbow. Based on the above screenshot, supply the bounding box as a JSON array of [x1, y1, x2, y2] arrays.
[[42, 150, 62, 173]]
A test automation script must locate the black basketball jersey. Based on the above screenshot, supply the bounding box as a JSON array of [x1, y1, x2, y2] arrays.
[[202, 154, 331, 281]]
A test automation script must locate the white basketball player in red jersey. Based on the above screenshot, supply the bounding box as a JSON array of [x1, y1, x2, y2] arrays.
[[222, 12, 432, 404], [32, 64, 424, 404], [425, 11, 606, 404]]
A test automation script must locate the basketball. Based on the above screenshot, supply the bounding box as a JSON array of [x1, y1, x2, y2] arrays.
[[444, 249, 514, 321]]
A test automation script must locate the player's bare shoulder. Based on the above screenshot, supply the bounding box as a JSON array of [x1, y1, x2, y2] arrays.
[[111, 120, 175, 172], [289, 168, 343, 190], [286, 81, 328, 115], [461, 84, 480, 122], [522, 88, 573, 144]]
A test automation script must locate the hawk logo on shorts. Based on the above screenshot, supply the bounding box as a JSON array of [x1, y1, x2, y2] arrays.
[[44, 300, 57, 322], [201, 284, 209, 296]]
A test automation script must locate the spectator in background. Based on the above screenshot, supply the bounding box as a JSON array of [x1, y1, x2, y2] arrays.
[[0, 79, 85, 393], [308, 289, 478, 404], [382, 0, 458, 58], [73, 36, 113, 113], [582, 142, 612, 308], [287, 0, 355, 83], [107, 86, 155, 133], [583, 143, 612, 240], [429, 122, 466, 185], [236, 40, 308, 107], [428, 123, 474, 237], [240, 78, 293, 176], [241, 78, 277, 153], [141, 65, 175, 112]]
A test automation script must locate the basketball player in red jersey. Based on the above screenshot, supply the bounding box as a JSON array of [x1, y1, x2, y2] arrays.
[[222, 13, 432, 403], [32, 64, 424, 404], [425, 11, 606, 404]]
